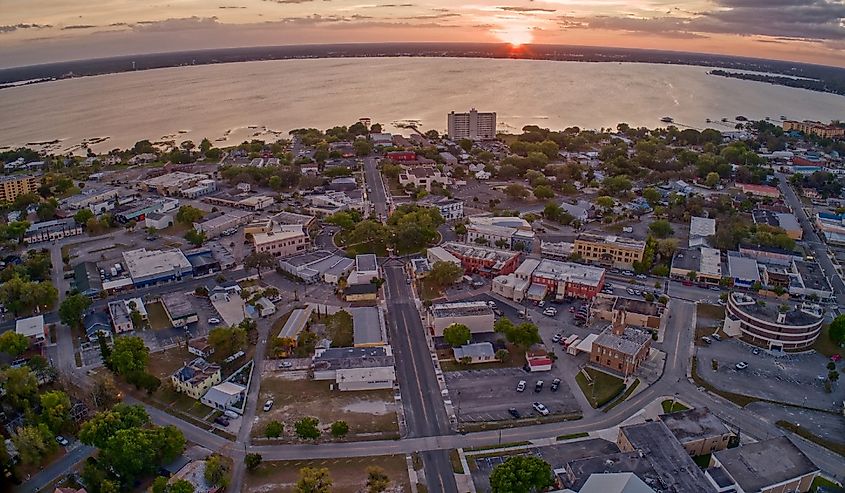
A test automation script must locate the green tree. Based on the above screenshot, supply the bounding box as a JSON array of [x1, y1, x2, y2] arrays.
[[642, 187, 661, 206], [59, 293, 92, 329], [366, 466, 390, 493], [40, 390, 72, 433], [100, 427, 158, 485], [0, 366, 38, 410], [428, 260, 463, 287], [244, 251, 276, 279], [649, 220, 674, 239], [0, 331, 29, 356], [204, 454, 229, 487], [705, 171, 720, 188], [829, 315, 845, 346], [687, 270, 698, 282], [354, 139, 373, 156], [208, 326, 247, 358], [295, 467, 333, 493], [12, 424, 55, 465], [458, 139, 473, 152], [109, 336, 149, 375], [176, 205, 204, 225], [489, 455, 554, 493], [495, 318, 541, 348], [330, 420, 349, 438], [294, 417, 321, 440], [443, 323, 471, 347], [504, 184, 529, 199], [74, 208, 95, 225], [265, 420, 284, 438], [245, 453, 263, 471], [184, 228, 206, 246], [79, 404, 150, 448], [532, 185, 554, 200], [595, 195, 615, 211]]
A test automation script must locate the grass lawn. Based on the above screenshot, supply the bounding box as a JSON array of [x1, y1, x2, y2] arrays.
[[318, 310, 353, 347], [254, 374, 398, 441], [557, 432, 589, 441], [811, 476, 842, 492], [439, 344, 525, 372], [420, 277, 445, 301], [244, 455, 410, 493], [693, 454, 712, 469], [449, 450, 464, 474], [145, 301, 172, 331], [695, 303, 725, 345], [146, 347, 193, 379], [575, 368, 625, 408], [813, 324, 844, 358], [661, 399, 690, 413], [602, 379, 640, 413]]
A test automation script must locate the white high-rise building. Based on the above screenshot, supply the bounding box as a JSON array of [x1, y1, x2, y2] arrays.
[[447, 109, 496, 140]]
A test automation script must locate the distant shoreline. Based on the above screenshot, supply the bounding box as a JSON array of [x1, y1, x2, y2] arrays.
[[2, 42, 844, 96]]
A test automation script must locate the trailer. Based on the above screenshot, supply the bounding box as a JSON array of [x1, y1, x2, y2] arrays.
[[562, 334, 579, 348]]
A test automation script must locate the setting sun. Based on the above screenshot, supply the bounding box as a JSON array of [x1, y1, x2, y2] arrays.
[[491, 20, 535, 47]]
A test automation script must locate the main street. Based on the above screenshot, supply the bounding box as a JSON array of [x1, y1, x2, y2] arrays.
[[776, 172, 845, 307], [363, 156, 389, 218], [383, 263, 458, 492]]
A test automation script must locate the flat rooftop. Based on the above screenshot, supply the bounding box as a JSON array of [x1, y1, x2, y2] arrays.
[[613, 297, 662, 317], [351, 307, 385, 346], [431, 301, 494, 318], [576, 233, 646, 251], [794, 259, 832, 292], [252, 225, 305, 246], [534, 258, 605, 286], [161, 291, 196, 319], [355, 254, 378, 273], [313, 346, 394, 370], [727, 254, 760, 282], [620, 421, 711, 493], [442, 241, 519, 268], [714, 436, 818, 493], [659, 407, 731, 444], [729, 292, 823, 326], [672, 247, 700, 272], [690, 216, 716, 237], [123, 248, 192, 279], [196, 210, 252, 230]]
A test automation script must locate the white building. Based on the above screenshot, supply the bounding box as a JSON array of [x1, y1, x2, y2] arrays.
[[15, 315, 46, 347], [201, 381, 246, 413], [447, 109, 497, 140], [427, 301, 495, 337], [108, 300, 134, 334]]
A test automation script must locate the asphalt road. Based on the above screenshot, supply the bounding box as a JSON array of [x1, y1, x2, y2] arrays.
[[776, 172, 845, 306], [363, 156, 389, 218], [383, 263, 457, 493]]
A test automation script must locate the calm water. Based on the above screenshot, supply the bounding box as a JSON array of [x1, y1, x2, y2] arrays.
[[2, 57, 845, 153]]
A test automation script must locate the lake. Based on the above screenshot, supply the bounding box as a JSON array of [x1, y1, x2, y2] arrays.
[[1, 57, 844, 153]]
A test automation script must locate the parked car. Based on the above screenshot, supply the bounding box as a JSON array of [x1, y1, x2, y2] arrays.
[[544, 308, 557, 317], [56, 435, 69, 446], [486, 301, 497, 308], [508, 408, 521, 419], [278, 361, 293, 369], [516, 380, 526, 392], [534, 380, 544, 393], [207, 317, 221, 325], [752, 348, 760, 355], [224, 410, 239, 419], [569, 306, 576, 313], [538, 301, 546, 308], [550, 378, 561, 392], [214, 416, 230, 426], [552, 333, 563, 343], [735, 361, 749, 370], [711, 334, 722, 342], [626, 288, 635, 295], [263, 399, 274, 412], [701, 336, 712, 344], [533, 402, 550, 416], [636, 274, 647, 280]]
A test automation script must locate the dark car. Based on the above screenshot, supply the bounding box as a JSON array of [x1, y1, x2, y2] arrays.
[[534, 380, 544, 393], [550, 378, 561, 392], [508, 408, 521, 419], [214, 416, 230, 426]]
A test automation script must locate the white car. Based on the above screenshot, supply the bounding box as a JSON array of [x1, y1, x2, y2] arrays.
[[56, 435, 69, 446], [543, 308, 557, 317], [626, 288, 635, 295], [532, 402, 550, 416], [263, 399, 274, 412], [538, 301, 546, 307], [516, 380, 526, 392], [551, 333, 563, 343], [486, 301, 496, 308], [735, 361, 749, 370], [207, 317, 221, 325]]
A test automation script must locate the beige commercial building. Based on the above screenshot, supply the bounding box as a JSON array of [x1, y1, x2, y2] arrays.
[[0, 175, 39, 204], [783, 120, 845, 139], [427, 301, 495, 337], [590, 294, 665, 330], [574, 233, 646, 269], [251, 224, 309, 258]]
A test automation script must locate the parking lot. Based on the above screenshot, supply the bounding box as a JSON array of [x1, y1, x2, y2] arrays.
[[445, 368, 580, 422], [696, 339, 845, 411]]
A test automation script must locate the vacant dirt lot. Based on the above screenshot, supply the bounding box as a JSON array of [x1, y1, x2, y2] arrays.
[[254, 371, 398, 440], [244, 455, 410, 493]]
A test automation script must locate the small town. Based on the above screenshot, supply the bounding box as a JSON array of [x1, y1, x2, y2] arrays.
[[1, 110, 844, 493]]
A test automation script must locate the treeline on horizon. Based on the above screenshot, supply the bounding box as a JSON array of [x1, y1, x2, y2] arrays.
[[709, 69, 845, 97], [2, 42, 844, 96]]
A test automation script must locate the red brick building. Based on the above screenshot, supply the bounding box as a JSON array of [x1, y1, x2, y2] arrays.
[[441, 242, 521, 278], [590, 311, 652, 377]]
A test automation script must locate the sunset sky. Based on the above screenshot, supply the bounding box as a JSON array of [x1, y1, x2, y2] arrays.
[[1, 0, 844, 68]]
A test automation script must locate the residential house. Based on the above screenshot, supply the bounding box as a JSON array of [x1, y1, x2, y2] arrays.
[[201, 381, 247, 413], [107, 300, 134, 334], [83, 311, 112, 341], [15, 315, 46, 347], [453, 342, 496, 364], [171, 358, 222, 400]]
